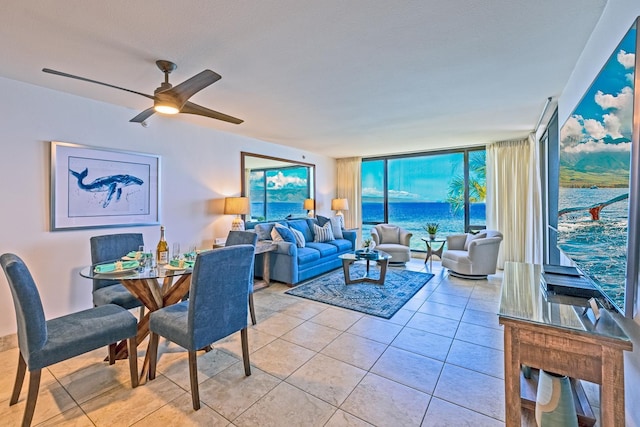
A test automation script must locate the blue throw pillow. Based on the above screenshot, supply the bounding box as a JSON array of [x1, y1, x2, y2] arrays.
[[316, 216, 330, 226], [289, 219, 314, 242], [272, 223, 297, 244]]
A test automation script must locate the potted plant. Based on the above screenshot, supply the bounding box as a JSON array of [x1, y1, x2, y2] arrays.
[[424, 223, 439, 240], [362, 238, 373, 252]]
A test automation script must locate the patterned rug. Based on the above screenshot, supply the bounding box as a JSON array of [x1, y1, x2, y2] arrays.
[[285, 265, 434, 319]]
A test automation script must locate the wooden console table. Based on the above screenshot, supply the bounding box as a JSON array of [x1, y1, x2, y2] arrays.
[[498, 262, 632, 427]]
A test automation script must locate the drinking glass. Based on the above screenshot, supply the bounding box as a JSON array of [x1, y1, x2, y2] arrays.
[[188, 244, 197, 261], [172, 243, 181, 261], [137, 245, 145, 272]]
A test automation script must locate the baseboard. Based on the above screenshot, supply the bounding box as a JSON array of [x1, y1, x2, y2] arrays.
[[0, 333, 17, 352]]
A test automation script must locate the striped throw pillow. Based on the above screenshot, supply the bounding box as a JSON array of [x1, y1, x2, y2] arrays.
[[313, 222, 335, 243], [290, 227, 306, 248]]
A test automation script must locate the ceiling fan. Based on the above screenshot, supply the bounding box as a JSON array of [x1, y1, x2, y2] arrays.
[[42, 60, 243, 125]]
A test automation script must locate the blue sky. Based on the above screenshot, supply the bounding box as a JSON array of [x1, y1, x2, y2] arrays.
[[560, 22, 636, 153], [361, 153, 464, 202]]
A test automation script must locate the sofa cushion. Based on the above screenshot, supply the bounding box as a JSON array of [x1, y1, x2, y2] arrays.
[[254, 223, 275, 241], [313, 222, 335, 242], [290, 227, 306, 248], [289, 219, 314, 242], [306, 242, 338, 257], [377, 225, 400, 244], [327, 238, 353, 252], [464, 232, 487, 250], [297, 247, 322, 265], [272, 223, 297, 244]]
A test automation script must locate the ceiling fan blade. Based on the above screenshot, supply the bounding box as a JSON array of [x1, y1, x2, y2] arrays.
[[42, 68, 155, 101], [181, 101, 243, 124], [163, 70, 221, 107], [129, 107, 155, 123]]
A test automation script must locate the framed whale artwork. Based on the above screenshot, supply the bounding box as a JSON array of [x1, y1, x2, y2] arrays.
[[50, 141, 160, 230]]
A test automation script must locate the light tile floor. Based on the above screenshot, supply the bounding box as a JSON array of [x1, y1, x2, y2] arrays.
[[0, 259, 601, 426]]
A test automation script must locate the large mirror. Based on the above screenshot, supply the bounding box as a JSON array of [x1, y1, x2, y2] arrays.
[[241, 152, 315, 222]]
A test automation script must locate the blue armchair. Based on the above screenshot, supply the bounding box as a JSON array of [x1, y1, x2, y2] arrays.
[[148, 245, 255, 410], [225, 230, 259, 325], [1, 253, 139, 427]]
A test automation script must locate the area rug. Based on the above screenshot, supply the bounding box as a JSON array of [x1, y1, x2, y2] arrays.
[[285, 265, 434, 319]]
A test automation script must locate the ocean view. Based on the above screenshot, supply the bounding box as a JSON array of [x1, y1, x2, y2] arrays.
[[558, 187, 628, 309]]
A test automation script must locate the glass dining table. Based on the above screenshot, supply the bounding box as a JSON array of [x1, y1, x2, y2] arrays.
[[80, 261, 193, 383]]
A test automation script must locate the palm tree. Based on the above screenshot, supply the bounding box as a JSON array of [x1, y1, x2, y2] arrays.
[[446, 151, 486, 214]]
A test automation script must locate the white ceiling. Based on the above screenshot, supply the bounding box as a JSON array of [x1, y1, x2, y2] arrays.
[[0, 1, 607, 158]]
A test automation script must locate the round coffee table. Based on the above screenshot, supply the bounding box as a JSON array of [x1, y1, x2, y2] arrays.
[[338, 250, 391, 285]]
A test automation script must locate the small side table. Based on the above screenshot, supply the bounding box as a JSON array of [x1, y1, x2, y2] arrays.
[[421, 237, 446, 270]]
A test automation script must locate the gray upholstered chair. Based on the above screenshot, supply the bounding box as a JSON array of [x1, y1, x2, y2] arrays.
[[90, 233, 144, 311], [148, 245, 255, 410], [1, 253, 139, 427], [371, 224, 412, 264], [225, 230, 258, 325], [441, 230, 503, 279]]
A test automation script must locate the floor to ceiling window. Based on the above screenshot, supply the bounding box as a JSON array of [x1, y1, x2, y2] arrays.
[[362, 148, 486, 251]]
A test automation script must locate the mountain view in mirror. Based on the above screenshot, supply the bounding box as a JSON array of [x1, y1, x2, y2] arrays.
[[241, 152, 315, 222]]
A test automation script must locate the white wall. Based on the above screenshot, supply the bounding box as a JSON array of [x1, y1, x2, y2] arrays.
[[559, 1, 640, 424], [0, 75, 336, 336]]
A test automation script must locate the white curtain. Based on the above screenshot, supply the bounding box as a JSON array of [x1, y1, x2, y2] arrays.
[[486, 133, 543, 268], [336, 157, 362, 240]]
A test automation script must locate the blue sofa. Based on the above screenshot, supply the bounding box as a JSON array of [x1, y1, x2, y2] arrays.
[[246, 218, 356, 285]]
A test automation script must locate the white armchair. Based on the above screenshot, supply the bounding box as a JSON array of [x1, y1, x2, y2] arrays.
[[371, 224, 412, 264], [441, 230, 503, 279]]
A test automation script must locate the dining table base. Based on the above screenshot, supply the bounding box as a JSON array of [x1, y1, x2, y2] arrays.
[[111, 273, 192, 384]]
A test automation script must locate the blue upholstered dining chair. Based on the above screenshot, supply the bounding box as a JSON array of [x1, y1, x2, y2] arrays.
[[90, 233, 144, 312], [1, 253, 139, 427], [148, 245, 255, 410], [225, 230, 259, 325]]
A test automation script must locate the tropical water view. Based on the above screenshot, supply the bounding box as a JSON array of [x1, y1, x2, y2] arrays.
[[250, 201, 486, 252], [557, 187, 628, 309]]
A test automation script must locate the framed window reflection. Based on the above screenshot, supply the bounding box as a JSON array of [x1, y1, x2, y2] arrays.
[[241, 152, 315, 222]]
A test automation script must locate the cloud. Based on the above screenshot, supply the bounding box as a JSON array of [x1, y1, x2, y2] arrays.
[[594, 86, 633, 110], [617, 50, 635, 69], [560, 115, 584, 148], [362, 187, 420, 199], [583, 118, 606, 140], [627, 73, 634, 84], [362, 187, 383, 197], [562, 139, 631, 153], [388, 189, 420, 199], [265, 171, 307, 189], [603, 113, 623, 139]]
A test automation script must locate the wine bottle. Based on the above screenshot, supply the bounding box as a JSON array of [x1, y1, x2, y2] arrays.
[[157, 225, 169, 265]]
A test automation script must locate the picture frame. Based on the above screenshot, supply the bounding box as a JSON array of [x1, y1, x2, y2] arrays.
[[51, 141, 161, 231]]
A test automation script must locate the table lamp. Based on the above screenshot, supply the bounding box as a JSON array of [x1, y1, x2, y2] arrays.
[[224, 197, 250, 231], [303, 198, 315, 218], [331, 198, 349, 228]]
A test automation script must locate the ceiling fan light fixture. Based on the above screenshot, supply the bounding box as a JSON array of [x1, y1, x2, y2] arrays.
[[154, 101, 180, 115]]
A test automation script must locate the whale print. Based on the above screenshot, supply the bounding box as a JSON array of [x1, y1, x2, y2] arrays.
[[69, 167, 144, 208]]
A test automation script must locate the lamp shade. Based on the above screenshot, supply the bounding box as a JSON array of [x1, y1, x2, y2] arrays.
[[331, 198, 349, 211], [303, 199, 315, 210], [224, 197, 250, 215]]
